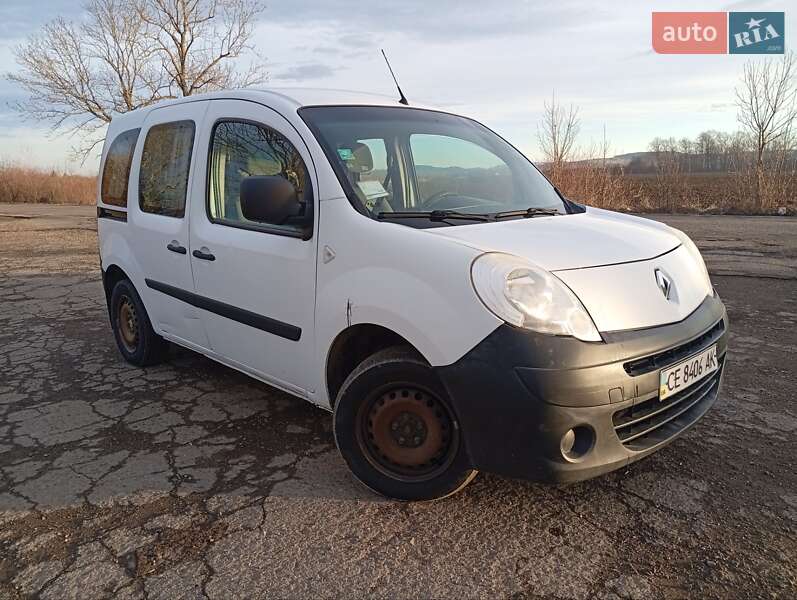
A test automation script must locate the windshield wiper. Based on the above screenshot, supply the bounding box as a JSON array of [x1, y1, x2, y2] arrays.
[[493, 207, 561, 220], [377, 210, 491, 222], [377, 207, 559, 223]]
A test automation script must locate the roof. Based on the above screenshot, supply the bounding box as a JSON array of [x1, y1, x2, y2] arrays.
[[249, 87, 414, 108], [108, 87, 429, 130]]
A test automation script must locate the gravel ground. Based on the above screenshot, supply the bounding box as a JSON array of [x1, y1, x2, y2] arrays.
[[0, 204, 795, 599]]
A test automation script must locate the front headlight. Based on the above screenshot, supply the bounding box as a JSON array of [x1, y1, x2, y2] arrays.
[[671, 228, 713, 295], [471, 253, 602, 342]]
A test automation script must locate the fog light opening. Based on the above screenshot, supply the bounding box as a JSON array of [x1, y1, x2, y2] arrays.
[[560, 426, 594, 462]]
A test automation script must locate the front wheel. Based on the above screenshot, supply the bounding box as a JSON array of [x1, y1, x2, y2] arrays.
[[333, 346, 477, 501]]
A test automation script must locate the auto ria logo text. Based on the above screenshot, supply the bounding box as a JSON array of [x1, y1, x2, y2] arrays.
[[652, 11, 785, 54]]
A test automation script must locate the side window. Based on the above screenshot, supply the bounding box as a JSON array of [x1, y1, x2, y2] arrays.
[[208, 120, 311, 232], [139, 121, 195, 217], [100, 128, 140, 207]]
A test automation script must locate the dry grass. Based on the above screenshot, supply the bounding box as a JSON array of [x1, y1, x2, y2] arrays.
[[1, 161, 794, 215], [548, 166, 797, 215], [628, 172, 797, 214], [0, 163, 96, 205]]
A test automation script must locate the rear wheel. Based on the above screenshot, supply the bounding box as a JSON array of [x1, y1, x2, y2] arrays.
[[110, 279, 168, 367], [333, 346, 477, 501]]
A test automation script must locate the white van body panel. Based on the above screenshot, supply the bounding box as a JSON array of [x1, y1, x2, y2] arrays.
[[553, 245, 710, 332], [97, 106, 141, 282], [425, 207, 681, 271], [98, 221, 145, 290], [312, 196, 502, 407]]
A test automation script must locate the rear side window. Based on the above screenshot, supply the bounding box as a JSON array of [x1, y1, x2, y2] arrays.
[[208, 120, 311, 233], [100, 128, 139, 207], [139, 121, 195, 217]]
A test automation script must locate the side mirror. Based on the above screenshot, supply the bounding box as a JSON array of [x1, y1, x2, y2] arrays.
[[240, 176, 302, 225]]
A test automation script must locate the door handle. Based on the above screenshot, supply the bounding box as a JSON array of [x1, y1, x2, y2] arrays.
[[192, 248, 216, 261], [166, 241, 187, 254]]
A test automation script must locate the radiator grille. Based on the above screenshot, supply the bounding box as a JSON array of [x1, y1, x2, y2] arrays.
[[624, 319, 725, 377], [613, 360, 723, 451]]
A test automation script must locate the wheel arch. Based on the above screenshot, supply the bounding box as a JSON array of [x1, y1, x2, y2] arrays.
[[325, 323, 426, 407], [102, 264, 132, 313]]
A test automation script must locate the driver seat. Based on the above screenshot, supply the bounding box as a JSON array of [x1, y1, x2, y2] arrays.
[[340, 142, 393, 213]]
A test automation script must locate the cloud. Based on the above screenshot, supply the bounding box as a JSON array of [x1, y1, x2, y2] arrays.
[[722, 0, 780, 10], [0, 82, 30, 125], [271, 63, 337, 81], [0, 0, 78, 38], [265, 0, 614, 41]]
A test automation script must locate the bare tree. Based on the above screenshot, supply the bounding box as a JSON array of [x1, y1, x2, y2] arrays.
[[648, 136, 687, 210], [138, 0, 265, 97], [678, 137, 694, 157], [696, 131, 718, 170], [541, 124, 640, 212], [713, 131, 730, 170], [734, 52, 797, 207], [7, 0, 266, 159], [537, 92, 580, 176]]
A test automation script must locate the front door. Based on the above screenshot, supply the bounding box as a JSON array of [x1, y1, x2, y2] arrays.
[[188, 99, 318, 395]]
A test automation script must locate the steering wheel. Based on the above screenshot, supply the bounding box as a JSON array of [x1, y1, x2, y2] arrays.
[[419, 191, 460, 210], [420, 192, 503, 212]]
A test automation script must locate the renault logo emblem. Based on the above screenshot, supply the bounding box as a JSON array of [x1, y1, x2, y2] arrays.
[[655, 269, 672, 300]]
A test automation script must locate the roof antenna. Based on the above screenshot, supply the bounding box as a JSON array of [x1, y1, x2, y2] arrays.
[[381, 49, 409, 105]]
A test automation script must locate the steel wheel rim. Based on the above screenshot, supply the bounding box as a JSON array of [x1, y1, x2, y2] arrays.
[[358, 385, 458, 481], [118, 296, 139, 352]]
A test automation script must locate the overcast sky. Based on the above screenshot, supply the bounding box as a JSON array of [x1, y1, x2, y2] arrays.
[[0, 0, 793, 173]]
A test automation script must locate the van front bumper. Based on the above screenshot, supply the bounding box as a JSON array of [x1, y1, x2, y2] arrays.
[[435, 294, 728, 483]]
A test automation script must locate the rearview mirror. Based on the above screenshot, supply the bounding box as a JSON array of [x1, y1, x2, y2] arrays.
[[240, 176, 302, 225]]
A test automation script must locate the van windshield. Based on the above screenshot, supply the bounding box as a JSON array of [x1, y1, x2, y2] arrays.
[[299, 106, 568, 224]]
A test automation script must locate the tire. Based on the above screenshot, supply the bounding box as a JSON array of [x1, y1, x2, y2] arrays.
[[109, 278, 168, 367], [333, 346, 477, 501]]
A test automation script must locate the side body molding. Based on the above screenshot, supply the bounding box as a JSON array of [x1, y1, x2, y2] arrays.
[[145, 279, 302, 342]]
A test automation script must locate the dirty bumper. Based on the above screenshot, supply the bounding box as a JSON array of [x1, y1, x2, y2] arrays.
[[435, 294, 728, 483]]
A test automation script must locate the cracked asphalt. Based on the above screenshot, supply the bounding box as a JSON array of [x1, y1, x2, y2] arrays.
[[0, 204, 795, 599]]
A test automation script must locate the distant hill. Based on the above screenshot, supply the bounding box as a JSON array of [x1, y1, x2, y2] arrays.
[[414, 164, 510, 176], [389, 153, 795, 177], [539, 152, 662, 172], [546, 150, 797, 174]]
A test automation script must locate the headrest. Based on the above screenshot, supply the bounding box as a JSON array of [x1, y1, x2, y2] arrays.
[[338, 142, 373, 173]]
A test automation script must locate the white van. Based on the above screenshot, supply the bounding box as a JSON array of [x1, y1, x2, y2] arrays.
[[97, 89, 728, 500]]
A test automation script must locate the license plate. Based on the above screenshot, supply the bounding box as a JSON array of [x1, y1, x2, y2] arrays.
[[659, 344, 718, 400]]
